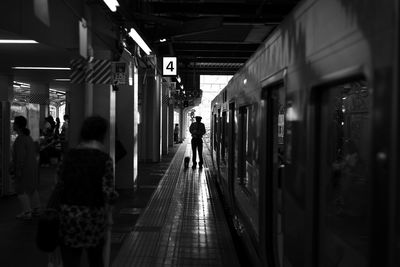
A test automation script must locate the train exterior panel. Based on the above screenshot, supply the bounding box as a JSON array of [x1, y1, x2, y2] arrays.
[[210, 0, 399, 266]]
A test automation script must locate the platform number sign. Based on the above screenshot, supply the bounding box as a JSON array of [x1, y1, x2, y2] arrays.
[[163, 57, 177, 76]]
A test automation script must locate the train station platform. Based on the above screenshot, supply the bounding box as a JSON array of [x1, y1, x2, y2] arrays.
[[0, 141, 241, 267], [113, 142, 240, 267]]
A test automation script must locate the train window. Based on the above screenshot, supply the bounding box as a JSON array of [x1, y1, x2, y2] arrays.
[[236, 104, 258, 196], [213, 113, 218, 151], [229, 103, 236, 181], [238, 106, 248, 185], [246, 105, 253, 164], [318, 79, 371, 266], [221, 111, 227, 163]]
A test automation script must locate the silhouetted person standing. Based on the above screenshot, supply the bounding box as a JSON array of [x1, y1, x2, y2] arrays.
[[174, 124, 180, 143], [189, 116, 206, 169], [11, 116, 41, 219], [60, 114, 69, 156]]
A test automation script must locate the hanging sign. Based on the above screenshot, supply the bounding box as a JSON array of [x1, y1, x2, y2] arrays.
[[162, 57, 177, 76], [111, 62, 128, 85]]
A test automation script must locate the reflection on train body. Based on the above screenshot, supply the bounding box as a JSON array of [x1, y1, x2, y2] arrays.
[[209, 0, 399, 266]]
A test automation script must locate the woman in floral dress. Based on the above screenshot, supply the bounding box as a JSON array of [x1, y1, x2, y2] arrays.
[[54, 116, 118, 267]]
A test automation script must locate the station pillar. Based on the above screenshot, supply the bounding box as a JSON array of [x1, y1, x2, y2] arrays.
[[0, 74, 13, 196], [168, 102, 174, 147], [30, 82, 49, 138], [179, 107, 185, 141], [161, 82, 169, 155], [115, 52, 138, 190], [66, 77, 116, 159], [138, 68, 161, 162], [65, 84, 86, 149]]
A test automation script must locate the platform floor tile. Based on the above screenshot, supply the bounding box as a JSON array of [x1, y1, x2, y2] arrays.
[[112, 143, 240, 267]]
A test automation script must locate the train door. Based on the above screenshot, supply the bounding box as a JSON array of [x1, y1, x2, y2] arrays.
[[263, 82, 286, 266], [219, 109, 229, 194], [315, 79, 372, 267]]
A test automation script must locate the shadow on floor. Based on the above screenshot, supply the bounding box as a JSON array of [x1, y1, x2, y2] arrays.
[[0, 144, 180, 267]]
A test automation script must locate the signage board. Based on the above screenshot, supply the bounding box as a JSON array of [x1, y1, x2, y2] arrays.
[[111, 62, 128, 85], [163, 57, 177, 76]]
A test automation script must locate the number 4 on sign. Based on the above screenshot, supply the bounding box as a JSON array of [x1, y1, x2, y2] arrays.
[[163, 57, 177, 76], [166, 61, 174, 72]]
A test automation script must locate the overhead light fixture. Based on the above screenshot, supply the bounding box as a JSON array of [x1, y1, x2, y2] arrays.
[[177, 76, 181, 83], [12, 67, 71, 70], [160, 38, 166, 43], [103, 0, 119, 12], [0, 39, 38, 44], [128, 28, 152, 55], [13, 81, 31, 88], [54, 78, 71, 81]]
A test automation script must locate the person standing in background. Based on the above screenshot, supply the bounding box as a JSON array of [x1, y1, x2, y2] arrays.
[[40, 116, 56, 166], [60, 114, 69, 155], [189, 116, 206, 169], [54, 117, 60, 137], [11, 116, 41, 220], [174, 123, 180, 143]]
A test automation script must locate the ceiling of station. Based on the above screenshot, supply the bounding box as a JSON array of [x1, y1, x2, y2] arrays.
[[118, 0, 301, 76], [0, 1, 300, 92]]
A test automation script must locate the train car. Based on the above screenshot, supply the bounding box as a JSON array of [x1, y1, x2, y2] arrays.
[[210, 0, 399, 266]]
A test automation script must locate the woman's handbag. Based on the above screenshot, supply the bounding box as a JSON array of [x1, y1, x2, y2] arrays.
[[36, 208, 60, 252], [36, 182, 63, 252]]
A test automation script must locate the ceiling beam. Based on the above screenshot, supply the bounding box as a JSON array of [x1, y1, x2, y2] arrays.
[[179, 68, 239, 75], [178, 58, 247, 64], [135, 15, 282, 26], [172, 43, 259, 51], [176, 54, 249, 61], [148, 2, 297, 18], [174, 50, 253, 58]]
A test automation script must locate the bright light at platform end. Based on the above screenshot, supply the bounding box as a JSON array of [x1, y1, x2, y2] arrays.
[[197, 75, 232, 127], [0, 39, 38, 44], [103, 0, 119, 12]]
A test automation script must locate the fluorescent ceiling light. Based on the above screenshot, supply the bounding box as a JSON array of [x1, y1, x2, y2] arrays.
[[160, 38, 166, 43], [0, 39, 38, 44], [129, 28, 152, 55], [12, 67, 71, 70], [103, 0, 119, 12], [49, 88, 65, 93], [13, 81, 31, 88], [54, 78, 71, 81]]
